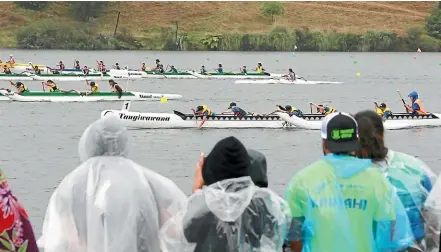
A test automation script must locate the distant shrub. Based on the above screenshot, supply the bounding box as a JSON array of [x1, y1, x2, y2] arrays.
[[16, 1, 49, 11], [426, 5, 441, 39], [15, 20, 141, 50], [69, 1, 109, 22], [260, 2, 285, 23]]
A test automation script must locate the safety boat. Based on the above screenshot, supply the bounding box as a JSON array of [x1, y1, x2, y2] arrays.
[[187, 71, 283, 79], [0, 90, 182, 102], [235, 79, 343, 85], [100, 102, 328, 129], [276, 112, 441, 130]]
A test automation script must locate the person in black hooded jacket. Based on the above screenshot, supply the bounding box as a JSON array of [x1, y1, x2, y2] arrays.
[[181, 136, 290, 252]]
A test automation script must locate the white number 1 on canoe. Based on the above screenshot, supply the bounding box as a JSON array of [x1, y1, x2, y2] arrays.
[[122, 101, 132, 111]]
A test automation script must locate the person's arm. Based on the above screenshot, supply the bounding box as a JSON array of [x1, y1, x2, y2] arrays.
[[284, 176, 306, 252], [182, 193, 210, 243], [198, 115, 208, 128], [9, 81, 15, 87], [277, 105, 286, 111], [17, 87, 24, 94]]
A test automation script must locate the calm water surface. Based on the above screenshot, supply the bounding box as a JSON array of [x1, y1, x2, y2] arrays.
[[0, 50, 441, 236]]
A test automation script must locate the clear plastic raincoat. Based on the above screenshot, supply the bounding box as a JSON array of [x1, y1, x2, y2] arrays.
[[159, 176, 292, 252], [37, 116, 187, 252], [374, 150, 437, 252], [425, 175, 441, 252], [284, 154, 414, 252]]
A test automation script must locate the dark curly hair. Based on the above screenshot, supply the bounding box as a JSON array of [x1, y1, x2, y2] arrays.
[[354, 110, 388, 162]]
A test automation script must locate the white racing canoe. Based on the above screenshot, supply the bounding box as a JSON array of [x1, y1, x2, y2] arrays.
[[276, 112, 441, 130], [0, 90, 182, 102], [187, 71, 283, 80], [235, 79, 343, 85], [0, 93, 9, 101]]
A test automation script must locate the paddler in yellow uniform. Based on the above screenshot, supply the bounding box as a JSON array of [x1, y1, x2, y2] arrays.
[[374, 102, 392, 119], [43, 80, 61, 92], [85, 80, 100, 95], [310, 103, 337, 115], [255, 63, 265, 73], [9, 81, 29, 94], [404, 91, 428, 115], [194, 105, 216, 128]]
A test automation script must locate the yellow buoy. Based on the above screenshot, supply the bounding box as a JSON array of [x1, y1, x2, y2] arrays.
[[356, 72, 361, 77], [160, 97, 168, 103]]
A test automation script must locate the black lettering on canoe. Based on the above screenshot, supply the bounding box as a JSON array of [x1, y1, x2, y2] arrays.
[[119, 113, 170, 122]]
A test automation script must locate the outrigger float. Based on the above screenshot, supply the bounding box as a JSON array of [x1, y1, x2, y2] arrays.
[[235, 79, 343, 85], [0, 90, 182, 102], [276, 112, 441, 130]]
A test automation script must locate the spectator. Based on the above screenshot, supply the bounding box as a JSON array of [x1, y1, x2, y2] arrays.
[[38, 116, 187, 252]]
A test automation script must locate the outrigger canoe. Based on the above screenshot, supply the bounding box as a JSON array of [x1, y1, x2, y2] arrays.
[[0, 90, 182, 102], [0, 93, 9, 101], [0, 73, 34, 81], [276, 112, 441, 130], [187, 71, 282, 79], [235, 79, 343, 85]]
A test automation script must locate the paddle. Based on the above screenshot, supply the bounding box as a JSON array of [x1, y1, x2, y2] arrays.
[[266, 110, 280, 116], [397, 89, 409, 112]]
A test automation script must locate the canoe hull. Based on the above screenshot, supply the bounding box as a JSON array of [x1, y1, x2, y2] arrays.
[[0, 90, 182, 102], [101, 110, 296, 129], [0, 74, 34, 81], [235, 79, 343, 85], [187, 71, 283, 79], [276, 112, 441, 130]]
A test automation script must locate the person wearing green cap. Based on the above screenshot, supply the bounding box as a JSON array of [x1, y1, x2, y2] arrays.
[[9, 81, 29, 94]]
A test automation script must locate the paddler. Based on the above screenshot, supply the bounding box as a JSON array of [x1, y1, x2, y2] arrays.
[[44, 80, 61, 92], [169, 65, 178, 73], [82, 66, 89, 75], [9, 81, 29, 94], [194, 105, 216, 128], [114, 63, 121, 70], [310, 103, 337, 115], [222, 102, 248, 118], [405, 91, 428, 115], [200, 65, 207, 74], [153, 59, 161, 70], [216, 64, 223, 73], [276, 104, 304, 117], [8, 54, 15, 65], [74, 60, 81, 69], [3, 66, 11, 74], [57, 61, 65, 71], [284, 68, 296, 81], [108, 79, 123, 99], [255, 63, 265, 73], [97, 60, 106, 73], [374, 102, 392, 119], [85, 80, 100, 95], [157, 64, 165, 74], [141, 63, 146, 71], [241, 66, 247, 74], [34, 65, 41, 75]]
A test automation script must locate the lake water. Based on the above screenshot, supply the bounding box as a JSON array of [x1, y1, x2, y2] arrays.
[[0, 49, 441, 236]]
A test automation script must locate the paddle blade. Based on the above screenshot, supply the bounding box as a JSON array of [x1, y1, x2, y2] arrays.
[[160, 97, 168, 103]]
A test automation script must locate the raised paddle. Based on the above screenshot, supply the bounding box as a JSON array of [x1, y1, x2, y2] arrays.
[[397, 89, 409, 112]]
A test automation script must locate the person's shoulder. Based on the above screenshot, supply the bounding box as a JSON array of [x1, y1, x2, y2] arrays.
[[389, 150, 433, 175], [287, 159, 329, 186]]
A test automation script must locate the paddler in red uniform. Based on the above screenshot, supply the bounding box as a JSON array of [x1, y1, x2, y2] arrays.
[[75, 60, 81, 69], [8, 54, 15, 65], [57, 61, 65, 71], [404, 91, 428, 115], [82, 66, 90, 75]]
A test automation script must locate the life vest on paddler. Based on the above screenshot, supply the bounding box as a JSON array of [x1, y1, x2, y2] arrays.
[[413, 99, 427, 115], [256, 66, 263, 73], [199, 105, 213, 116], [16, 83, 29, 92], [285, 105, 303, 117], [317, 104, 336, 115], [48, 84, 59, 92]]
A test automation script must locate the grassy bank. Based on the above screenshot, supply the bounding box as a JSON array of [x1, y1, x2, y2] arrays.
[[1, 1, 439, 51]]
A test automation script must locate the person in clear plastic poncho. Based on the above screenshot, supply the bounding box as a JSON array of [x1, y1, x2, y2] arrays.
[[37, 116, 187, 252], [354, 110, 438, 252], [284, 112, 414, 252], [425, 175, 441, 252], [160, 136, 292, 252]]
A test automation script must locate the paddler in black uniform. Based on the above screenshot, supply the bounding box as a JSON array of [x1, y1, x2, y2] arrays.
[[153, 59, 161, 71], [43, 80, 61, 92], [9, 81, 29, 94], [109, 79, 123, 99], [34, 66, 41, 75], [200, 65, 207, 74], [222, 102, 248, 118], [141, 63, 146, 71], [241, 66, 247, 74], [114, 63, 121, 70], [157, 64, 165, 74], [82, 66, 90, 75], [3, 66, 11, 74], [169, 65, 178, 73], [276, 104, 303, 117]]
